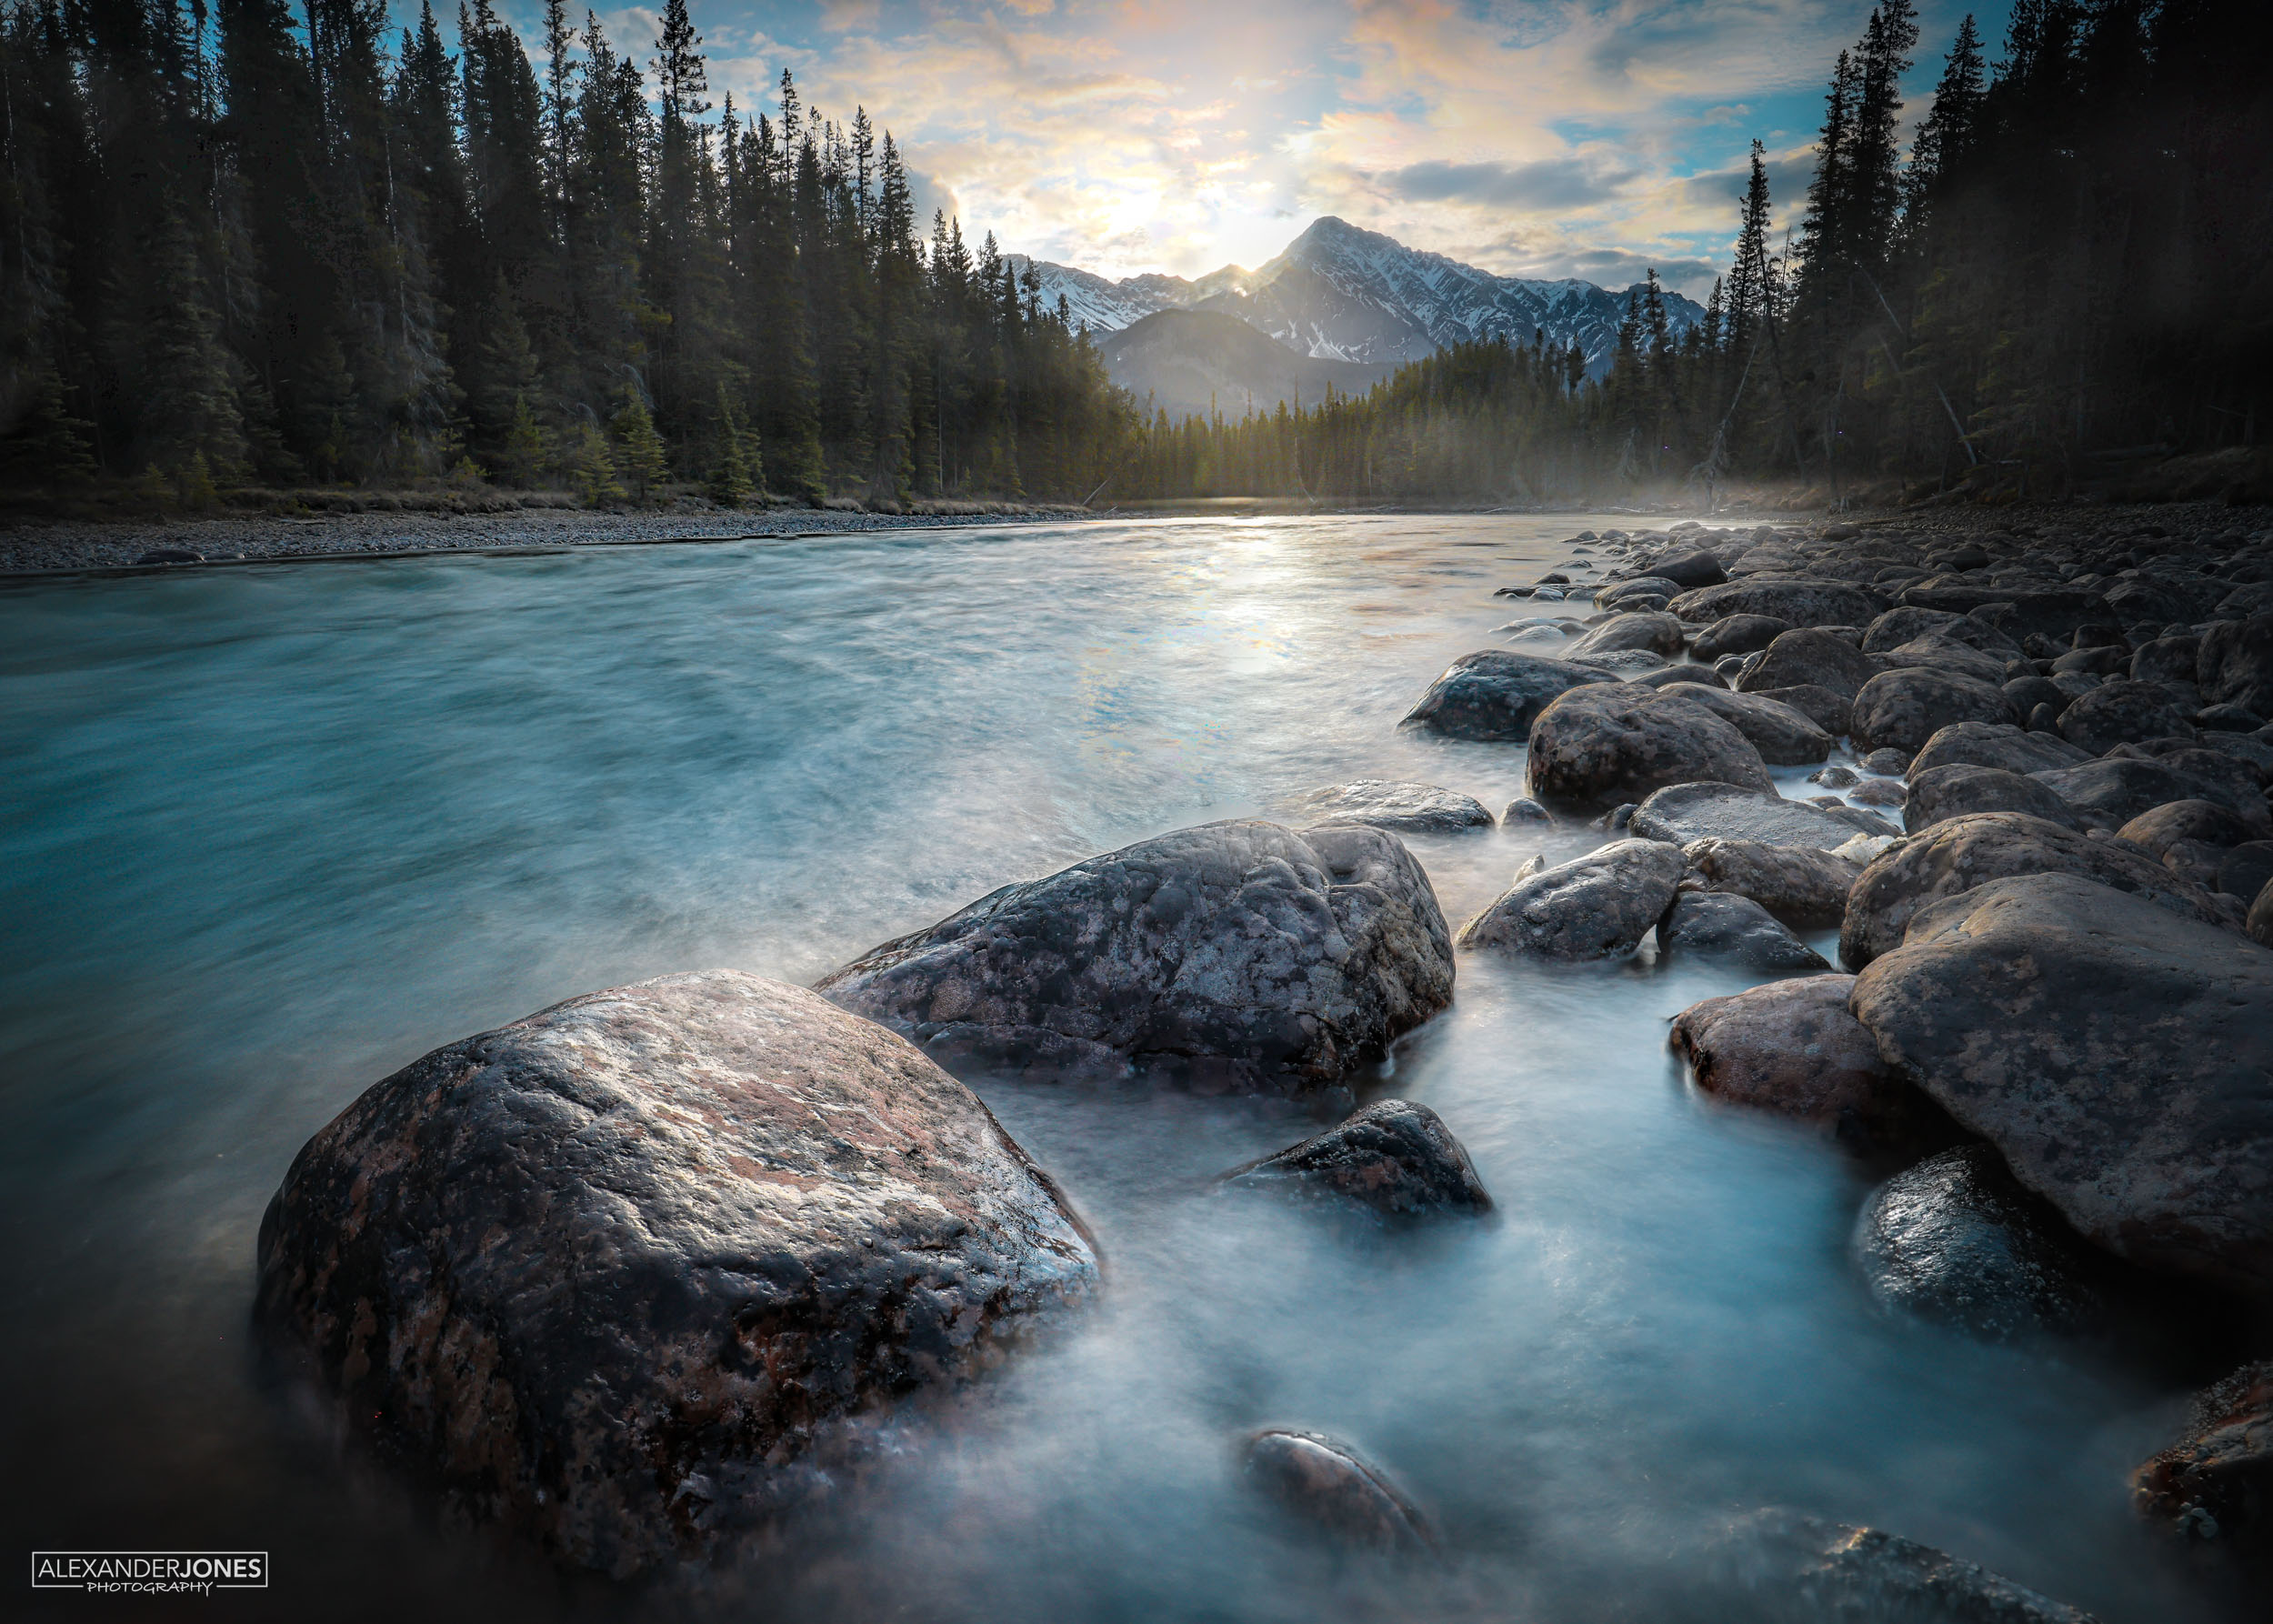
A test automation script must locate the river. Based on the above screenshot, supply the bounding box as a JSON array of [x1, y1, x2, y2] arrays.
[[0, 516, 2233, 1620]]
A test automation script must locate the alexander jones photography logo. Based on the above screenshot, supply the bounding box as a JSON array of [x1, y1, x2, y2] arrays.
[[31, 1552, 268, 1596]]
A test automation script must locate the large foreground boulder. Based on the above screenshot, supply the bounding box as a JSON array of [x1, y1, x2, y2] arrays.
[[1850, 667, 2015, 755], [1223, 1098, 1491, 1217], [1840, 811, 2228, 968], [254, 971, 1099, 1575], [1457, 837, 1686, 959], [1734, 627, 1881, 700], [1668, 975, 1922, 1148], [1290, 780, 1495, 836], [1656, 683, 1832, 765], [819, 821, 1455, 1095], [1525, 687, 1776, 808], [1850, 875, 2273, 1293], [1854, 1145, 2103, 1342], [1682, 837, 1861, 929], [1631, 781, 1894, 850], [1399, 650, 1615, 740]]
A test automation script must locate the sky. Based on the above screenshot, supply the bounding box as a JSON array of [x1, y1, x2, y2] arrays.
[[529, 0, 2012, 297]]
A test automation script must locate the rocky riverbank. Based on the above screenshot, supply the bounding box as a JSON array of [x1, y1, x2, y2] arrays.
[[0, 497, 1090, 575], [245, 495, 2273, 1614]]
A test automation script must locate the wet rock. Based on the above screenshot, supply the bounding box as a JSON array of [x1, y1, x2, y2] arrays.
[[1291, 780, 1496, 836], [2117, 799, 2258, 865], [1244, 1430, 1433, 1555], [1904, 765, 2083, 835], [1899, 582, 2108, 643], [2035, 755, 2271, 836], [2198, 615, 2273, 718], [1525, 686, 1776, 809], [1810, 764, 1858, 788], [1748, 683, 1854, 737], [1223, 1098, 1491, 1217], [2057, 679, 2200, 756], [1683, 837, 1863, 929], [1734, 628, 1882, 700], [2199, 703, 2268, 732], [1596, 576, 1684, 609], [2131, 634, 2202, 687], [1862, 747, 1912, 775], [1398, 650, 1617, 740], [1691, 614, 1789, 662], [819, 820, 1455, 1095], [1908, 720, 2089, 779], [1855, 1145, 2104, 1340], [2006, 674, 2068, 719], [1669, 975, 1922, 1148], [1668, 578, 1887, 630], [2132, 1360, 2273, 1560], [1851, 667, 2017, 755], [1707, 1508, 2100, 1623], [1850, 777, 1909, 808], [1850, 873, 2273, 1292], [1651, 548, 1729, 590], [1840, 811, 2230, 969], [2252, 879, 2273, 950], [1659, 891, 1830, 973], [1654, 683, 1831, 765], [1629, 663, 1729, 692], [1631, 781, 1897, 850], [1566, 610, 1686, 662], [1500, 797, 1551, 827], [1457, 837, 1687, 959], [253, 970, 1099, 1576], [2218, 841, 2273, 901]]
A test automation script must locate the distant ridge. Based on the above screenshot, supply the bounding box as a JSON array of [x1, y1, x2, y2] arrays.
[[1092, 309, 1397, 421]]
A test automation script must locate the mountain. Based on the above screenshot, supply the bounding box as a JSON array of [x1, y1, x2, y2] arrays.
[[1015, 216, 1703, 383], [1092, 309, 1397, 421]]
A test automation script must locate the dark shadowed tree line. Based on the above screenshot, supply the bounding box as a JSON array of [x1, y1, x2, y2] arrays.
[[0, 0, 1129, 500]]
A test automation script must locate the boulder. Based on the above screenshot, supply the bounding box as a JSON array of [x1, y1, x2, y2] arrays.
[[2117, 799, 2258, 864], [2007, 674, 2069, 720], [1670, 975, 1928, 1148], [1691, 614, 1788, 662], [2132, 1360, 2273, 1559], [1290, 780, 1496, 836], [1747, 684, 1853, 737], [2253, 879, 2273, 950], [1244, 1430, 1432, 1555], [2200, 703, 2269, 733], [1877, 633, 2012, 687], [818, 821, 1455, 1095], [1898, 582, 2108, 642], [1860, 605, 1968, 654], [1734, 628, 1881, 700], [2218, 841, 2273, 901], [1705, 1508, 2099, 1624], [1839, 811, 2230, 968], [2035, 756, 2272, 836], [1456, 837, 1686, 959], [2125, 728, 2273, 788], [1399, 650, 1617, 740], [2131, 634, 2202, 687], [1907, 720, 2089, 779], [1904, 764, 2083, 834], [1566, 610, 1685, 662], [1667, 578, 1886, 630], [1651, 547, 1728, 589], [2057, 679, 2199, 756], [1854, 1145, 2103, 1341], [1628, 663, 1728, 692], [1222, 1098, 1491, 1217], [1659, 891, 1830, 973], [253, 971, 1099, 1575], [1500, 797, 1551, 827], [1682, 837, 1862, 929], [1596, 576, 1683, 609], [1654, 683, 1831, 765], [1631, 781, 1896, 851], [1850, 667, 2016, 755], [1525, 686, 1776, 809], [2198, 615, 2273, 717], [1850, 874, 2273, 1292]]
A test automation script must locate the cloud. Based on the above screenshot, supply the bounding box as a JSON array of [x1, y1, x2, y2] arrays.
[[1385, 157, 1639, 211]]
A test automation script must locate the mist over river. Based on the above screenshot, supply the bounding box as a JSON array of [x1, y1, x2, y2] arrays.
[[0, 516, 2242, 1621]]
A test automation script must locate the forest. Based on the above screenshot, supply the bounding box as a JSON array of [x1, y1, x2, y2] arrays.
[[1, 0, 2268, 507]]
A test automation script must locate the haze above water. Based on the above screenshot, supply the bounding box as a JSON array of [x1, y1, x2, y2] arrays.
[[0, 517, 2234, 1621]]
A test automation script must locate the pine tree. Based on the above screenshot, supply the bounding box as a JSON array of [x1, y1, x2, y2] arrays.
[[705, 381, 756, 504], [566, 419, 622, 504], [609, 388, 666, 499]]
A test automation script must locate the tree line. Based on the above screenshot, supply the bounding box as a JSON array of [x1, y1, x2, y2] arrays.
[[0, 0, 1130, 501]]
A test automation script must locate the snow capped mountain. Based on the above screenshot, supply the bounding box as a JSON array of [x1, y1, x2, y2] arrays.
[[1015, 217, 1702, 380]]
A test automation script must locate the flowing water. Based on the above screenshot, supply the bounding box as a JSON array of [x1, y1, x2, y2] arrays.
[[0, 516, 2241, 1621]]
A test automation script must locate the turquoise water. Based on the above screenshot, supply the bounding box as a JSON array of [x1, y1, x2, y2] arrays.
[[0, 518, 2239, 1620]]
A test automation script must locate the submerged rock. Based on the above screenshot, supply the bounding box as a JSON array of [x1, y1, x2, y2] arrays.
[[1223, 1098, 1491, 1217], [1630, 781, 1895, 850], [1457, 837, 1687, 959], [1566, 610, 1686, 662], [1291, 780, 1496, 836], [1668, 975, 1922, 1148], [254, 971, 1099, 1576], [1399, 650, 1615, 740], [1682, 837, 1862, 929], [1526, 686, 1776, 809], [818, 820, 1455, 1095], [1850, 874, 2273, 1293], [1855, 1145, 2104, 1341], [1658, 891, 1830, 973], [1840, 811, 2229, 968], [1705, 1508, 2099, 1624], [1244, 1430, 1433, 1555], [2132, 1359, 2273, 1560]]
